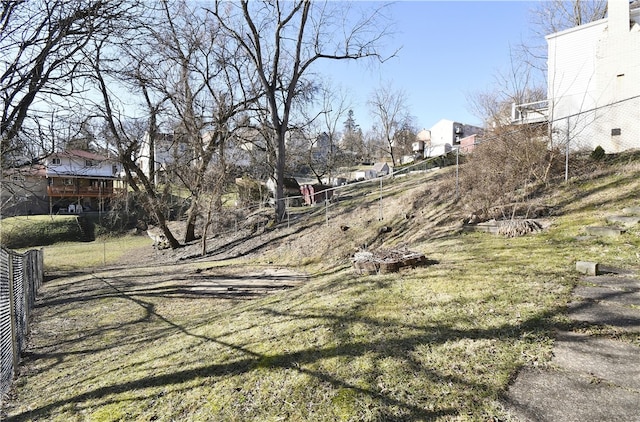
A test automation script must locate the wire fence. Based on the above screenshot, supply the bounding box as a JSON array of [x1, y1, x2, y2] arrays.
[[264, 155, 449, 230], [0, 247, 44, 402], [265, 96, 640, 229], [513, 94, 640, 155]]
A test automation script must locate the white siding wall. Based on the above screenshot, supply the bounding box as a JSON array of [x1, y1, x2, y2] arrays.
[[429, 119, 454, 146], [547, 4, 640, 153], [46, 156, 115, 178], [594, 11, 640, 153]]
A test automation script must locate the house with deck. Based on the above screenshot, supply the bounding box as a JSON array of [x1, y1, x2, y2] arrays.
[[1, 150, 122, 216]]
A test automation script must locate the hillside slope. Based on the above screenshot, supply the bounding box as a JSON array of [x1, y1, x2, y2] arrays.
[[3, 155, 640, 421]]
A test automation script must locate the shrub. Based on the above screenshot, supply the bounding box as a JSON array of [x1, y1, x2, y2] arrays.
[[458, 124, 563, 219], [0, 216, 83, 248], [591, 145, 605, 161]]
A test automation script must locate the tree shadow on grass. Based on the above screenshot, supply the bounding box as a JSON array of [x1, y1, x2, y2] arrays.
[[6, 266, 567, 421]]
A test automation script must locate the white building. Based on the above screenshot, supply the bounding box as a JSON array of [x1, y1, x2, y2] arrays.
[[2, 149, 122, 215], [45, 150, 120, 179], [138, 132, 194, 185], [423, 120, 482, 158], [517, 1, 640, 153]]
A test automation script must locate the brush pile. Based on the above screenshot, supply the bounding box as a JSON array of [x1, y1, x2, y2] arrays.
[[497, 219, 544, 237], [352, 247, 430, 275]]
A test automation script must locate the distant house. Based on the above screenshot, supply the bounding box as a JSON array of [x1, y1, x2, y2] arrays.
[[513, 1, 640, 153], [421, 120, 482, 159], [266, 177, 299, 195], [1, 164, 48, 216], [227, 127, 269, 175], [1, 150, 122, 216], [459, 134, 481, 154], [412, 129, 430, 154], [138, 132, 193, 185], [424, 143, 452, 159], [352, 169, 376, 181], [372, 162, 391, 176], [44, 150, 121, 213], [429, 119, 483, 148]]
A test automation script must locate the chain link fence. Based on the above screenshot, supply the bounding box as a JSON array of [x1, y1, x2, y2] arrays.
[[0, 247, 44, 401], [267, 155, 449, 230], [268, 96, 640, 229]]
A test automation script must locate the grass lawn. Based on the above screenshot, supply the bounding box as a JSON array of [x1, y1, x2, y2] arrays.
[[2, 162, 640, 421], [40, 235, 153, 272]]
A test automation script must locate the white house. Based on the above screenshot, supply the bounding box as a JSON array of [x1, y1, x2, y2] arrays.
[[515, 1, 640, 153], [44, 150, 122, 213], [1, 149, 122, 215], [138, 132, 193, 185], [372, 162, 391, 176], [423, 119, 482, 158]]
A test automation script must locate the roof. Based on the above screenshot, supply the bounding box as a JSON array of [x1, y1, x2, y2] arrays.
[[3, 164, 46, 178], [50, 149, 112, 162], [416, 129, 431, 142], [372, 162, 390, 172]]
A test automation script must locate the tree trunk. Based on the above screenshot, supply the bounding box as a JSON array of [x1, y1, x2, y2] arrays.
[[153, 205, 181, 249], [184, 197, 199, 243], [274, 131, 287, 222], [200, 197, 214, 257]]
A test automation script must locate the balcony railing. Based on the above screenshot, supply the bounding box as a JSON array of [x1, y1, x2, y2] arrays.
[[47, 186, 115, 198], [512, 100, 549, 124]]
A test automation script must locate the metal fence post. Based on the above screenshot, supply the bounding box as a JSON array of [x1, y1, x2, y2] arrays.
[[378, 178, 383, 221], [456, 147, 460, 200], [565, 116, 570, 182], [7, 253, 18, 378]]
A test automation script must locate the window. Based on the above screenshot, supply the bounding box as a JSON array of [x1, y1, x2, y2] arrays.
[[64, 178, 74, 186], [51, 158, 61, 165], [85, 160, 95, 167]]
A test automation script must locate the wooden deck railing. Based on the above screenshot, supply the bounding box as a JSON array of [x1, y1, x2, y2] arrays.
[[47, 186, 115, 197]]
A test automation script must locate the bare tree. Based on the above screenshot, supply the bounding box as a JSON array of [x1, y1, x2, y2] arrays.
[[91, 52, 183, 249], [297, 83, 352, 183], [153, 0, 263, 243], [368, 84, 412, 166], [0, 0, 133, 154], [393, 119, 417, 164], [88, 0, 259, 247], [210, 0, 395, 221], [468, 50, 546, 127], [82, 3, 184, 248]]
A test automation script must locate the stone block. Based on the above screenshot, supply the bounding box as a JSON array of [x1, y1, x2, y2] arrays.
[[622, 206, 640, 215], [605, 215, 640, 226], [576, 261, 599, 276], [585, 226, 625, 237]]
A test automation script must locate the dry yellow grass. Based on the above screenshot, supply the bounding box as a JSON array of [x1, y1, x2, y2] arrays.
[[3, 157, 640, 421]]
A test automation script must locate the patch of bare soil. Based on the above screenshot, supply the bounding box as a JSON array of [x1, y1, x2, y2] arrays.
[[128, 174, 465, 269], [92, 256, 309, 300]]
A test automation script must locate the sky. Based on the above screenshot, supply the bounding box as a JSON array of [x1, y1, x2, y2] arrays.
[[314, 1, 540, 132]]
